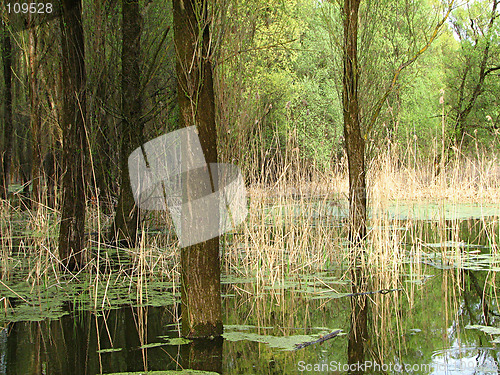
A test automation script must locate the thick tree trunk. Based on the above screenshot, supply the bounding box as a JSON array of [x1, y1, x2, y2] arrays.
[[110, 0, 142, 247], [1, 22, 13, 200], [58, 0, 87, 271], [173, 0, 223, 338]]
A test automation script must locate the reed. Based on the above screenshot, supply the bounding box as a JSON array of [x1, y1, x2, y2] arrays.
[[0, 132, 498, 323]]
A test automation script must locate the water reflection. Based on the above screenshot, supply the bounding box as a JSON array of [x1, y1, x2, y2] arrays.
[[2, 305, 186, 374], [181, 337, 223, 373], [1, 217, 500, 373], [347, 267, 368, 374]]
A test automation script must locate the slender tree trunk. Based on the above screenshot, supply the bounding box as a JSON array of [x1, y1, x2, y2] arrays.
[[58, 0, 87, 271], [28, 14, 42, 205], [110, 0, 142, 246], [343, 0, 368, 369], [1, 21, 13, 200], [343, 0, 366, 246], [173, 0, 223, 338], [92, 0, 112, 213]]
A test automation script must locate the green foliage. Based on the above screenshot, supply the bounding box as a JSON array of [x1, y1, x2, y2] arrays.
[[444, 0, 500, 148], [217, 0, 492, 168]]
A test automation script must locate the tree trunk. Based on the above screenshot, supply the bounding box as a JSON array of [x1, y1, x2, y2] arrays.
[[173, 0, 223, 338], [58, 0, 87, 271], [343, 0, 368, 368], [1, 21, 13, 200], [92, 0, 112, 214], [343, 0, 366, 246], [110, 0, 142, 247], [28, 14, 42, 206]]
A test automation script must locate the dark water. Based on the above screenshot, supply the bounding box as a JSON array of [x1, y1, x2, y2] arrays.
[[1, 215, 500, 374]]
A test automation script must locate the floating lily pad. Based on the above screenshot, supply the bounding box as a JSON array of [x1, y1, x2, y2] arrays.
[[157, 337, 192, 345], [466, 325, 500, 335], [139, 342, 169, 349], [222, 330, 335, 351]]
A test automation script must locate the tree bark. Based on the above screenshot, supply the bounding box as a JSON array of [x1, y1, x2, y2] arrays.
[[1, 21, 13, 200], [28, 14, 42, 205], [173, 0, 223, 338], [58, 0, 87, 271], [343, 0, 368, 369], [343, 0, 366, 246], [92, 0, 112, 214], [110, 0, 143, 247]]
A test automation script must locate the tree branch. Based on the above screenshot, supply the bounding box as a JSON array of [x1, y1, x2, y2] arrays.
[[485, 65, 500, 75], [364, 0, 455, 139]]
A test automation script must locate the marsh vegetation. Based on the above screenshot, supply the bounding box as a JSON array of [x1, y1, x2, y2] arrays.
[[1, 0, 500, 373]]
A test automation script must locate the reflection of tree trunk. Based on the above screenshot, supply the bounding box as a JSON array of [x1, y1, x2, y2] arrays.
[[173, 0, 223, 339], [46, 311, 89, 374], [467, 270, 490, 325], [28, 14, 42, 206], [181, 337, 223, 373], [348, 267, 369, 374], [58, 0, 87, 270], [110, 0, 142, 246], [1, 22, 13, 199], [33, 323, 41, 374], [6, 321, 43, 374]]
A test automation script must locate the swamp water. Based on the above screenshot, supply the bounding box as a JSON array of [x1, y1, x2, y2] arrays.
[[1, 202, 500, 374]]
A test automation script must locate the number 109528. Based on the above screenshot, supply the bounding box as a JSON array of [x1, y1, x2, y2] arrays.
[[6, 3, 53, 14]]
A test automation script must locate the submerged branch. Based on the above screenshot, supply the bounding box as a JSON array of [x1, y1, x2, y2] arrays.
[[294, 329, 342, 350]]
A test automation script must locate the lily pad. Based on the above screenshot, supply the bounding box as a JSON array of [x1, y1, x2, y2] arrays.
[[222, 330, 335, 351], [157, 337, 192, 345], [466, 325, 500, 335]]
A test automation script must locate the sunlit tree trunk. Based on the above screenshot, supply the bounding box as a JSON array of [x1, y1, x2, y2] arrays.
[[173, 0, 223, 338], [343, 0, 366, 247], [343, 0, 368, 370], [1, 20, 13, 200], [58, 0, 87, 270], [110, 0, 142, 246]]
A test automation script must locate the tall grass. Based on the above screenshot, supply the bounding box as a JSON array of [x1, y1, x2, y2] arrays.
[[0, 134, 499, 317]]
